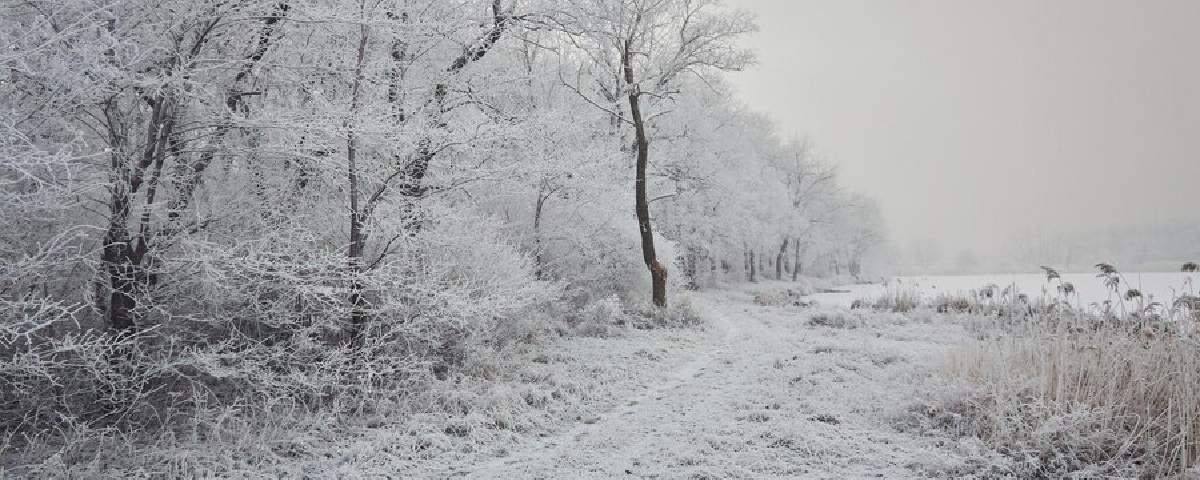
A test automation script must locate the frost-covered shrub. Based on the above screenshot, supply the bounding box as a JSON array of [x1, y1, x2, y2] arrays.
[[540, 216, 650, 305], [807, 311, 856, 329], [0, 199, 556, 471], [0, 131, 134, 442], [565, 293, 703, 337], [753, 288, 812, 307], [568, 295, 627, 338], [627, 297, 704, 330], [868, 286, 922, 313]]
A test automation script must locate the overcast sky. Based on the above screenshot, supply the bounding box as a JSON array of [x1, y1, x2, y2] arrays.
[[727, 0, 1200, 255]]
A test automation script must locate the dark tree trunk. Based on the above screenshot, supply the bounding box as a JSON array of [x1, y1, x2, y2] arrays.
[[684, 246, 700, 290], [100, 90, 175, 332], [345, 26, 370, 345], [776, 238, 789, 280], [792, 237, 802, 281], [532, 188, 548, 280], [102, 224, 139, 332], [624, 39, 666, 307], [748, 249, 757, 282], [347, 203, 367, 344]]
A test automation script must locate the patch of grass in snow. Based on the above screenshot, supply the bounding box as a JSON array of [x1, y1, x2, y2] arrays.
[[753, 289, 814, 308], [807, 311, 857, 329]]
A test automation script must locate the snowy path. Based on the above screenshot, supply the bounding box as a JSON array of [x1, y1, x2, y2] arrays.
[[460, 286, 974, 479]]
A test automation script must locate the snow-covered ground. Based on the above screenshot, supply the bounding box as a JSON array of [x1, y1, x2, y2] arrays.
[[430, 285, 982, 478], [126, 282, 1015, 478], [806, 272, 1199, 309]]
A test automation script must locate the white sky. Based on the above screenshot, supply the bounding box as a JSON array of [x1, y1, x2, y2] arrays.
[[727, 0, 1200, 253]]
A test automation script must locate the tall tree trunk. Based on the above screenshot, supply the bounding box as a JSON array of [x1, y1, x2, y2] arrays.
[[345, 24, 370, 344], [684, 246, 699, 290], [743, 247, 750, 275], [102, 197, 138, 332], [748, 249, 756, 282], [101, 90, 175, 332], [792, 237, 802, 281], [775, 238, 788, 280], [532, 186, 548, 280], [624, 39, 666, 307]]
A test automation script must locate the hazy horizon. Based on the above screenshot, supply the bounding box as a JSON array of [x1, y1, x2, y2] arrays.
[[728, 0, 1200, 267]]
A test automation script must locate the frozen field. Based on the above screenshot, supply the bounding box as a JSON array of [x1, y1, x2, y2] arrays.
[[810, 272, 1199, 309]]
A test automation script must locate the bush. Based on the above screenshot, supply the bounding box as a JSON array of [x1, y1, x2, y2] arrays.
[[869, 287, 922, 313], [629, 296, 704, 330], [0, 204, 559, 473], [752, 288, 812, 307], [568, 295, 628, 338]]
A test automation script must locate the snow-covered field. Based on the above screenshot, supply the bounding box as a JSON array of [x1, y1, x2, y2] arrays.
[[808, 272, 1199, 309]]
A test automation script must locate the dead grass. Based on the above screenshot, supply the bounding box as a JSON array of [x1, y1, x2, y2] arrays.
[[921, 315, 1200, 477], [891, 263, 1200, 476]]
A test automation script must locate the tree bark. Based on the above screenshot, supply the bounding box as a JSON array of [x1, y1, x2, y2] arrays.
[[748, 249, 757, 282], [624, 39, 666, 307], [792, 237, 802, 281], [532, 186, 548, 280], [684, 246, 700, 290], [776, 237, 789, 280], [101, 89, 176, 332], [102, 210, 138, 332], [345, 23, 371, 344]]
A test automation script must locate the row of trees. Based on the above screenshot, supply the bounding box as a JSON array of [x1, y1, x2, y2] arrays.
[[1, 0, 884, 442]]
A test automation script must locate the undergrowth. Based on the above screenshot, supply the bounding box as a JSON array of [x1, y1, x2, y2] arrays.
[[0, 296, 706, 477]]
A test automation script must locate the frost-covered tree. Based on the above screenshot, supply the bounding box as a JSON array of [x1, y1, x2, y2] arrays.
[[550, 0, 755, 307]]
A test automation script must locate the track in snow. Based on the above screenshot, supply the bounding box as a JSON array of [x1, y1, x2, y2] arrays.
[[460, 286, 973, 479]]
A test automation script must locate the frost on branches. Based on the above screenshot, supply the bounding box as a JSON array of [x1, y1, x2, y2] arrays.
[[0, 0, 885, 472]]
